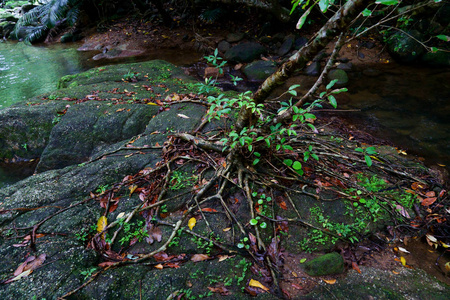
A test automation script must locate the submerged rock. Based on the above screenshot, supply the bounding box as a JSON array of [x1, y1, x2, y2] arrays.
[[243, 60, 277, 81]]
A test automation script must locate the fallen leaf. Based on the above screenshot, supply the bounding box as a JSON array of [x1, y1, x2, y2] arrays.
[[208, 286, 230, 295], [97, 216, 108, 238], [398, 247, 410, 254], [191, 254, 210, 262], [425, 191, 436, 197], [323, 279, 336, 284], [218, 255, 234, 262], [4, 269, 32, 284], [299, 258, 307, 263], [177, 113, 190, 119], [98, 262, 116, 268], [129, 185, 138, 196], [154, 264, 164, 269], [352, 261, 361, 274], [400, 256, 406, 266], [188, 217, 196, 230], [201, 207, 218, 213], [421, 197, 437, 206], [445, 262, 450, 273], [392, 270, 399, 274], [249, 279, 269, 291], [222, 227, 231, 232]]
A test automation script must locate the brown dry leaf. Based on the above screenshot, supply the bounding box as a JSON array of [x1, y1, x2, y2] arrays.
[[425, 191, 436, 197], [249, 279, 269, 291], [208, 286, 230, 295], [411, 182, 427, 191], [98, 261, 116, 268], [151, 226, 163, 243], [191, 254, 210, 262], [154, 264, 164, 269], [352, 261, 361, 274], [5, 269, 33, 284], [323, 279, 336, 284], [218, 255, 234, 262], [116, 108, 126, 112], [421, 197, 437, 206], [396, 205, 410, 218]]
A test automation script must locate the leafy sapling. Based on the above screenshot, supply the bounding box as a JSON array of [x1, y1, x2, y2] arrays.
[[355, 146, 378, 167]]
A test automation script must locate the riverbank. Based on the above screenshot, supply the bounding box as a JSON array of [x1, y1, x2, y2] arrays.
[[1, 5, 450, 298], [0, 58, 449, 299]]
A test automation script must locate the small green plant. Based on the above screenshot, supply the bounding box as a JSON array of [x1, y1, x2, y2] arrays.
[[355, 146, 378, 167], [170, 170, 197, 190], [191, 234, 214, 254], [237, 236, 250, 250], [52, 115, 62, 124], [75, 224, 97, 243], [80, 267, 97, 281], [96, 184, 109, 194], [253, 192, 273, 218], [21, 143, 28, 151], [122, 71, 140, 82], [235, 258, 251, 289], [204, 48, 227, 74], [118, 219, 149, 245]]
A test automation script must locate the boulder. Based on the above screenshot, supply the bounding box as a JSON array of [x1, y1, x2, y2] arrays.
[[278, 35, 294, 56], [303, 252, 344, 276], [328, 69, 349, 86], [387, 30, 426, 63], [243, 60, 277, 81], [226, 32, 245, 43], [224, 42, 267, 63], [305, 61, 321, 76], [421, 51, 450, 67], [217, 40, 230, 53]]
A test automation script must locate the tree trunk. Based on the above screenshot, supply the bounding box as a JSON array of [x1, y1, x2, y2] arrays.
[[234, 0, 374, 131]]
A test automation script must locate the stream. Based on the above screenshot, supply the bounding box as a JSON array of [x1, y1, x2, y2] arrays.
[[1, 41, 449, 183]]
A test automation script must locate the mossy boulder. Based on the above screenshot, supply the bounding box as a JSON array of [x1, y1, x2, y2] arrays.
[[303, 252, 345, 276]]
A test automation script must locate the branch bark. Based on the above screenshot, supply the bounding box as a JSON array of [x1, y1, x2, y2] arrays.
[[235, 0, 374, 131]]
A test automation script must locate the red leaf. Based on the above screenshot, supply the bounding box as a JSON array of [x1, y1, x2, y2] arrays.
[[352, 261, 361, 274], [421, 197, 437, 206], [201, 208, 218, 213]]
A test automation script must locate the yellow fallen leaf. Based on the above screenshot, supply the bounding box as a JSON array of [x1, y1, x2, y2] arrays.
[[249, 279, 269, 291], [154, 264, 163, 269], [323, 279, 336, 284], [147, 102, 158, 106], [400, 256, 406, 266], [218, 255, 233, 262], [222, 227, 231, 232], [97, 216, 107, 239], [188, 217, 196, 230], [392, 270, 399, 274], [445, 262, 450, 272], [129, 185, 138, 196]]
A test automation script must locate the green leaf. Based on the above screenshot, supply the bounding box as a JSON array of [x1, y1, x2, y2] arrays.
[[288, 90, 297, 96], [311, 153, 319, 161], [300, 258, 307, 263], [359, 198, 366, 204], [318, 0, 331, 13], [260, 222, 267, 229], [355, 148, 364, 153], [375, 0, 398, 5], [362, 8, 372, 16], [254, 152, 261, 157], [303, 113, 316, 120], [366, 146, 377, 155], [326, 79, 338, 90], [282, 145, 294, 151], [289, 84, 301, 90], [436, 35, 450, 42], [296, 4, 314, 30], [292, 161, 302, 170], [250, 219, 258, 226], [237, 243, 245, 249], [328, 95, 337, 108], [253, 158, 260, 165], [430, 47, 440, 53], [365, 155, 373, 167], [284, 159, 293, 167]]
